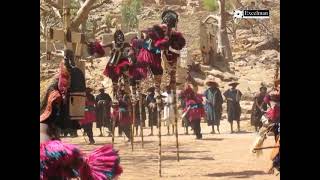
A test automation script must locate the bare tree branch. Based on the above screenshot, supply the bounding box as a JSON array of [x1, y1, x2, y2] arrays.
[[43, 0, 62, 9], [52, 7, 62, 18], [90, 0, 112, 10], [71, 0, 97, 30]]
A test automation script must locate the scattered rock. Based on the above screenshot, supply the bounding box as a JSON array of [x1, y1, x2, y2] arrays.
[[250, 37, 280, 52], [237, 60, 247, 67]]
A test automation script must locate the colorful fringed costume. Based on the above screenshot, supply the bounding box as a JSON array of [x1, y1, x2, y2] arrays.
[[128, 37, 148, 84], [111, 89, 133, 140], [40, 51, 83, 137], [41, 50, 122, 179], [87, 30, 132, 99], [40, 140, 123, 180], [181, 85, 205, 139], [137, 25, 169, 95], [161, 10, 186, 89], [79, 89, 96, 144], [251, 92, 280, 157]]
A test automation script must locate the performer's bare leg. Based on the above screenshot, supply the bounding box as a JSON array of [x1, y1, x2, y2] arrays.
[[154, 75, 162, 97], [150, 125, 154, 136], [135, 126, 139, 137], [99, 127, 103, 137], [217, 125, 220, 134], [230, 121, 234, 133], [237, 121, 241, 132], [167, 126, 170, 135], [112, 81, 119, 102], [211, 125, 215, 134], [118, 126, 122, 137]]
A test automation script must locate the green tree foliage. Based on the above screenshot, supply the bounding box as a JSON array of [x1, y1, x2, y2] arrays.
[[203, 0, 234, 12], [121, 0, 141, 30], [203, 0, 219, 12]]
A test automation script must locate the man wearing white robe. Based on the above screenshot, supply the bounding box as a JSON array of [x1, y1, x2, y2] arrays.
[[162, 86, 175, 135]]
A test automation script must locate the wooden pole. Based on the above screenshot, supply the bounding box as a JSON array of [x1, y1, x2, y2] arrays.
[[131, 95, 135, 151], [173, 87, 180, 162], [126, 77, 134, 151], [157, 96, 162, 177], [112, 111, 116, 145], [137, 81, 144, 148], [62, 0, 71, 49]]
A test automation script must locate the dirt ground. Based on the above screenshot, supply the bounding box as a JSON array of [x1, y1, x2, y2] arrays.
[[63, 119, 279, 180]]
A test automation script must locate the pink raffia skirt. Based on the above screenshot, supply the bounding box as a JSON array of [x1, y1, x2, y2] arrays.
[[112, 107, 132, 126], [128, 63, 148, 81], [137, 48, 163, 75], [79, 111, 96, 126], [40, 140, 122, 180], [103, 58, 130, 81]]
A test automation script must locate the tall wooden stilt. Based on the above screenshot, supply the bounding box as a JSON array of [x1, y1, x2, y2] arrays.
[[112, 80, 120, 145], [157, 96, 162, 177], [130, 83, 135, 151], [112, 114, 116, 145], [173, 88, 180, 162], [137, 81, 144, 148]]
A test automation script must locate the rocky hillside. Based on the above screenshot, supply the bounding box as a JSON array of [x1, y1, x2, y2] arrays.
[[40, 0, 279, 124]]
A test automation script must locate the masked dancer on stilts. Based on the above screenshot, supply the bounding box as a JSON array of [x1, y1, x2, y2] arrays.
[[160, 10, 186, 161]]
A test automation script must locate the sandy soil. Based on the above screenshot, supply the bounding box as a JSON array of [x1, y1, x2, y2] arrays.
[[63, 119, 279, 180]]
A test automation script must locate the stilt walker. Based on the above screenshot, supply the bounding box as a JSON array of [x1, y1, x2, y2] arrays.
[[161, 10, 186, 161], [128, 37, 147, 148], [87, 30, 142, 149], [136, 20, 177, 176]]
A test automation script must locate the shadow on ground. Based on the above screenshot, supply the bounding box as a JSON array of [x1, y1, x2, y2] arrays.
[[169, 150, 210, 154], [162, 155, 215, 161], [201, 138, 224, 141], [206, 170, 266, 178]]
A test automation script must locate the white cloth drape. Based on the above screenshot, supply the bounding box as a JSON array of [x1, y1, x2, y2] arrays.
[[162, 92, 175, 126]]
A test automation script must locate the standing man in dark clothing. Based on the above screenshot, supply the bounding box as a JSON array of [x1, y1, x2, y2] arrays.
[[95, 87, 112, 137], [204, 77, 223, 134], [146, 87, 158, 136], [224, 81, 242, 133], [251, 86, 268, 132], [80, 87, 96, 144], [112, 86, 133, 141]]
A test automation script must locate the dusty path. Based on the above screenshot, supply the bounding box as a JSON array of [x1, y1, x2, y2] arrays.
[[64, 120, 279, 180]]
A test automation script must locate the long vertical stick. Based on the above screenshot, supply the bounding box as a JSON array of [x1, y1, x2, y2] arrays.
[[112, 114, 116, 145], [173, 86, 180, 161], [157, 98, 162, 177], [62, 0, 71, 49], [137, 81, 144, 148], [131, 92, 135, 151]]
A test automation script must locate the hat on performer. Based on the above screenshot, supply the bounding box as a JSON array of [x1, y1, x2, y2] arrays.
[[161, 10, 179, 28], [228, 81, 240, 86], [114, 30, 125, 44], [205, 76, 219, 87]]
